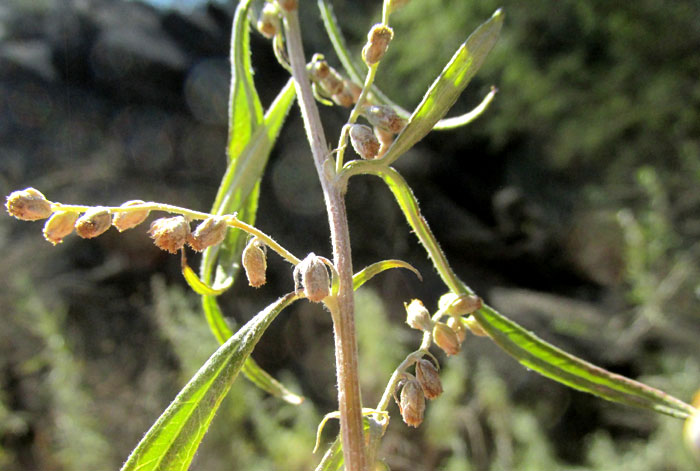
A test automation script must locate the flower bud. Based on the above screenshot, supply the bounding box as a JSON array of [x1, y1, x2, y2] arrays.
[[148, 216, 190, 253], [374, 126, 394, 158], [446, 316, 467, 343], [310, 58, 330, 80], [295, 253, 330, 303], [5, 188, 52, 220], [75, 208, 111, 239], [257, 3, 280, 39], [362, 24, 393, 65], [112, 200, 150, 232], [188, 216, 227, 252], [464, 316, 488, 337], [277, 0, 297, 12], [242, 237, 267, 288], [400, 379, 425, 428], [346, 81, 363, 104], [415, 358, 443, 400], [433, 322, 461, 356], [349, 124, 380, 160], [332, 87, 355, 108], [363, 105, 406, 135], [405, 299, 432, 331], [43, 211, 79, 245], [438, 292, 482, 316]]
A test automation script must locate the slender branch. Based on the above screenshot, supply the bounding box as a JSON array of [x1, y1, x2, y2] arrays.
[[282, 8, 366, 471]]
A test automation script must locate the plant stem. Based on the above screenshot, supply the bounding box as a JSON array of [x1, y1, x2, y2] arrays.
[[282, 9, 366, 471]]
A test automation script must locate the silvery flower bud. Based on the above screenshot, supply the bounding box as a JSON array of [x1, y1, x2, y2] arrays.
[[349, 124, 380, 160], [400, 378, 425, 428], [362, 24, 393, 65], [363, 105, 406, 134], [405, 299, 432, 331], [446, 316, 467, 343], [464, 316, 488, 337], [112, 200, 150, 232], [257, 3, 280, 39], [295, 253, 330, 303], [415, 358, 443, 400], [188, 216, 227, 252], [5, 188, 52, 220], [75, 208, 111, 239], [43, 211, 79, 245], [242, 237, 267, 288], [433, 321, 461, 356], [148, 216, 190, 253], [438, 292, 482, 316]]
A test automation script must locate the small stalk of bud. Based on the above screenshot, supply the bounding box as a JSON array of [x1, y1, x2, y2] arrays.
[[405, 299, 432, 331], [399, 378, 425, 428], [349, 124, 381, 160], [43, 211, 79, 245], [257, 3, 280, 39], [438, 292, 483, 316], [148, 216, 190, 253], [294, 253, 330, 303], [415, 358, 443, 400], [363, 105, 406, 134], [433, 322, 461, 356], [5, 188, 52, 221], [362, 24, 393, 66], [188, 216, 227, 252], [242, 237, 267, 288], [75, 208, 111, 239], [112, 200, 150, 232]]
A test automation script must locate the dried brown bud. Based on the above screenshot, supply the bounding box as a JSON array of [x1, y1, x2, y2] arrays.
[[188, 216, 227, 252], [362, 24, 394, 65], [363, 105, 406, 134], [148, 216, 190, 253], [446, 316, 467, 343], [257, 3, 280, 39], [400, 379, 425, 428], [438, 292, 482, 316], [321, 74, 344, 97], [346, 81, 363, 104], [242, 237, 267, 288], [415, 359, 443, 400], [405, 299, 432, 331], [5, 188, 52, 221], [75, 208, 111, 239], [349, 124, 381, 160], [112, 200, 150, 232], [310, 58, 330, 80], [332, 88, 355, 108], [464, 316, 488, 337], [294, 253, 330, 303], [433, 321, 461, 356], [43, 211, 79, 245], [277, 0, 297, 12], [374, 126, 394, 158]]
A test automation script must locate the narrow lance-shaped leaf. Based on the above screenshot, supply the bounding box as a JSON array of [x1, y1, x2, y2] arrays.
[[120, 292, 300, 471], [380, 9, 503, 165], [352, 259, 421, 291], [470, 303, 696, 419], [317, 0, 494, 130]]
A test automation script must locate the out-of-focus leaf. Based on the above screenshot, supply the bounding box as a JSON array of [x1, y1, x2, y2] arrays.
[[120, 292, 300, 471], [470, 303, 696, 420], [352, 259, 421, 291], [228, 0, 263, 162], [380, 9, 503, 165], [315, 437, 343, 471], [317, 0, 493, 131]]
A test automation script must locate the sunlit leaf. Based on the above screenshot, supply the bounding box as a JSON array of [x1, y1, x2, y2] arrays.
[[352, 259, 421, 291], [470, 303, 696, 419], [181, 251, 231, 296], [121, 292, 300, 471], [381, 9, 503, 165]]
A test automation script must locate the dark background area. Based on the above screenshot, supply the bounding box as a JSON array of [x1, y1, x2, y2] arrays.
[[1, 0, 699, 470]]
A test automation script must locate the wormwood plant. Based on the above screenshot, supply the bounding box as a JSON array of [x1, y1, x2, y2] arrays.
[[5, 1, 700, 470]]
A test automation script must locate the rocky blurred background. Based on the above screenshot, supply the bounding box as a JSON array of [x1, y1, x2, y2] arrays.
[[1, 0, 699, 470]]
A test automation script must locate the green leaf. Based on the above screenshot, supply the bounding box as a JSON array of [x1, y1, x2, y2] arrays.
[[317, 0, 492, 131], [120, 292, 300, 471], [380, 9, 503, 165], [470, 303, 696, 419], [352, 259, 422, 291], [181, 252, 231, 296], [315, 437, 343, 471], [201, 295, 304, 405], [228, 0, 263, 163]]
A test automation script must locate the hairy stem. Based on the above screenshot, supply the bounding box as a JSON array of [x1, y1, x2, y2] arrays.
[[282, 8, 366, 471]]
